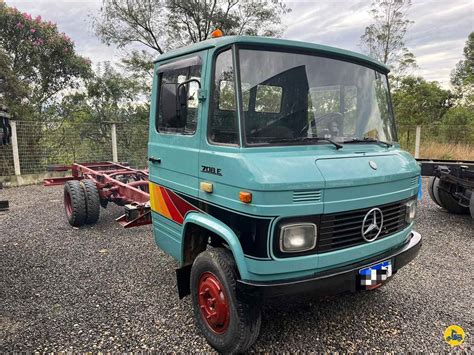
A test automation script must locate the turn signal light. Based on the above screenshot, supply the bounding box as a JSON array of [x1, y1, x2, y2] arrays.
[[200, 182, 213, 193], [239, 191, 252, 203], [211, 28, 223, 38]]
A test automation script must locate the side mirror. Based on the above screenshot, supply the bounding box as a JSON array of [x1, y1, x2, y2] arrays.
[[159, 76, 200, 131]]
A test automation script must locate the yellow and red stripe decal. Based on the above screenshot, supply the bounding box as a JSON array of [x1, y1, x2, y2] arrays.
[[149, 182, 198, 224]]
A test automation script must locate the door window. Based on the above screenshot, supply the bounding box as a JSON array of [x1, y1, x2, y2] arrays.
[[156, 62, 202, 135], [209, 49, 240, 145]]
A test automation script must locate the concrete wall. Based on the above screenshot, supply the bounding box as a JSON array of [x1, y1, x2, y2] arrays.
[[0, 171, 68, 188]]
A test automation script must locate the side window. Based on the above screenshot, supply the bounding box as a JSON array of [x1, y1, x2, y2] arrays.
[[156, 63, 201, 134], [255, 85, 282, 113], [209, 49, 239, 145]]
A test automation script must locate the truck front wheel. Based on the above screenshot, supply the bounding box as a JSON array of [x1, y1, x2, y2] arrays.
[[190, 248, 261, 353]]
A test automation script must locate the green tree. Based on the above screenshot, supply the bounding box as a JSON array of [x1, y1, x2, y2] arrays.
[[38, 63, 149, 167], [360, 0, 416, 79], [119, 49, 155, 94], [392, 76, 453, 126], [83, 63, 149, 167], [451, 32, 474, 87], [440, 106, 474, 143], [450, 32, 474, 108], [0, 4, 91, 118], [86, 62, 145, 124], [93, 0, 290, 55]]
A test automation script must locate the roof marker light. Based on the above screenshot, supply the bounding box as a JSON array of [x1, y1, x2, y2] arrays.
[[211, 28, 223, 38]]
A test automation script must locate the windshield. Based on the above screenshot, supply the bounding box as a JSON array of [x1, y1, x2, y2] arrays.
[[237, 48, 397, 146]]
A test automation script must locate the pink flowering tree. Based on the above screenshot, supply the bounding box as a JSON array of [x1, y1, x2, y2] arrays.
[[0, 3, 92, 119]]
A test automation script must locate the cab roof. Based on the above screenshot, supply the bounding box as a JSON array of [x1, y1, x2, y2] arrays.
[[154, 35, 390, 74]]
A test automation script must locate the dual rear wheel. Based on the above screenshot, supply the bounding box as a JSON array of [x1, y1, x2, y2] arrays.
[[64, 179, 101, 227]]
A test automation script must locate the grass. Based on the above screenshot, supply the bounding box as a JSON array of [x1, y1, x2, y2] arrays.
[[409, 141, 474, 160]]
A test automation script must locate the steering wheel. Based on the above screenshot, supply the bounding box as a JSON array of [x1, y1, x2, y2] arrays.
[[300, 111, 343, 135], [250, 109, 305, 136]]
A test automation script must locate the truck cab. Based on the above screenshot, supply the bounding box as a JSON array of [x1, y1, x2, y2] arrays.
[[148, 35, 421, 352]]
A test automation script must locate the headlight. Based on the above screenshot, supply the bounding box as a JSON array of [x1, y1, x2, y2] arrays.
[[405, 199, 417, 223], [280, 223, 317, 253]]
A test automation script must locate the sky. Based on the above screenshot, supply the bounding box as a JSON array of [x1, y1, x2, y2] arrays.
[[6, 0, 474, 86]]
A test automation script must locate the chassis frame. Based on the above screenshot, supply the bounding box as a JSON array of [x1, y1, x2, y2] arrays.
[[44, 162, 151, 228]]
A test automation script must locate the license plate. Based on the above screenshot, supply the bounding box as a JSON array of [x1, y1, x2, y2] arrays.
[[359, 260, 392, 287]]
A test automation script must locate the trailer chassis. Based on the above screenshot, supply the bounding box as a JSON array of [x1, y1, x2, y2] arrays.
[[44, 162, 151, 228], [418, 159, 474, 217]]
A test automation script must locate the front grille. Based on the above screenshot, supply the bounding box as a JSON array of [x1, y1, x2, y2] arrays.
[[317, 200, 409, 253]]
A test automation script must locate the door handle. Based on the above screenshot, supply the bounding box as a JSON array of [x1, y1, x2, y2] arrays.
[[149, 157, 161, 164]]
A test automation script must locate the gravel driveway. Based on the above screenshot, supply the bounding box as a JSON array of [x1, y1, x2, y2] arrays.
[[1, 180, 472, 352]]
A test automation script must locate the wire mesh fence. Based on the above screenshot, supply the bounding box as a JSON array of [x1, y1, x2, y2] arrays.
[[0, 122, 472, 178], [116, 123, 149, 169], [0, 121, 148, 176]]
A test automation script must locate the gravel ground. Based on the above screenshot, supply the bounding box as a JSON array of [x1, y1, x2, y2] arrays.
[[0, 179, 472, 352]]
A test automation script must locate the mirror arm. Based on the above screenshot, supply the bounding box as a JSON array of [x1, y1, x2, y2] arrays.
[[176, 78, 201, 92]]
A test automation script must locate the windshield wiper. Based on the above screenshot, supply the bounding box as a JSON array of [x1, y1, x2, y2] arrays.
[[268, 137, 343, 149], [342, 137, 392, 148]]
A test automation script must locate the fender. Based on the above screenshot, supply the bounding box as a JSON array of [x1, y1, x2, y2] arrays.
[[182, 211, 250, 280]]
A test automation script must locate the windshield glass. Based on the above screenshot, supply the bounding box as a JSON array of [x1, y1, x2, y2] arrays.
[[237, 48, 397, 146]]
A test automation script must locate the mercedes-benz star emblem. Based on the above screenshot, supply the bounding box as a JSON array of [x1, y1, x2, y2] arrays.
[[361, 208, 384, 242], [369, 160, 378, 170]]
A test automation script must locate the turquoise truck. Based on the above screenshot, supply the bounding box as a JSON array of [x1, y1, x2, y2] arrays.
[[147, 35, 421, 352], [53, 34, 422, 352]]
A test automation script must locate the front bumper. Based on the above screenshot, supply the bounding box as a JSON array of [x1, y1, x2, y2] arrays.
[[236, 231, 422, 300]]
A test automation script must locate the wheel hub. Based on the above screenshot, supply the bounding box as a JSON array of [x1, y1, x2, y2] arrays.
[[198, 272, 230, 334]]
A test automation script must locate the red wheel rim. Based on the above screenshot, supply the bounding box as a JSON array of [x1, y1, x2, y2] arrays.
[[64, 191, 72, 217], [198, 272, 230, 334]]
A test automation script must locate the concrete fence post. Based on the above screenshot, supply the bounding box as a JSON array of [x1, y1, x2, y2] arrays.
[[414, 125, 421, 159], [111, 123, 118, 162], [10, 120, 21, 176]]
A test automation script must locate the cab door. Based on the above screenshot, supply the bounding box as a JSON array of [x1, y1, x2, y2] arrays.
[[148, 52, 207, 259]]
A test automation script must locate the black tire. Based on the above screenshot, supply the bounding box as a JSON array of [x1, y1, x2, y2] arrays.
[[191, 248, 261, 353], [64, 180, 87, 227], [432, 177, 444, 208], [469, 192, 474, 219], [100, 198, 108, 209], [81, 179, 100, 224], [428, 177, 442, 207], [436, 181, 469, 215]]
